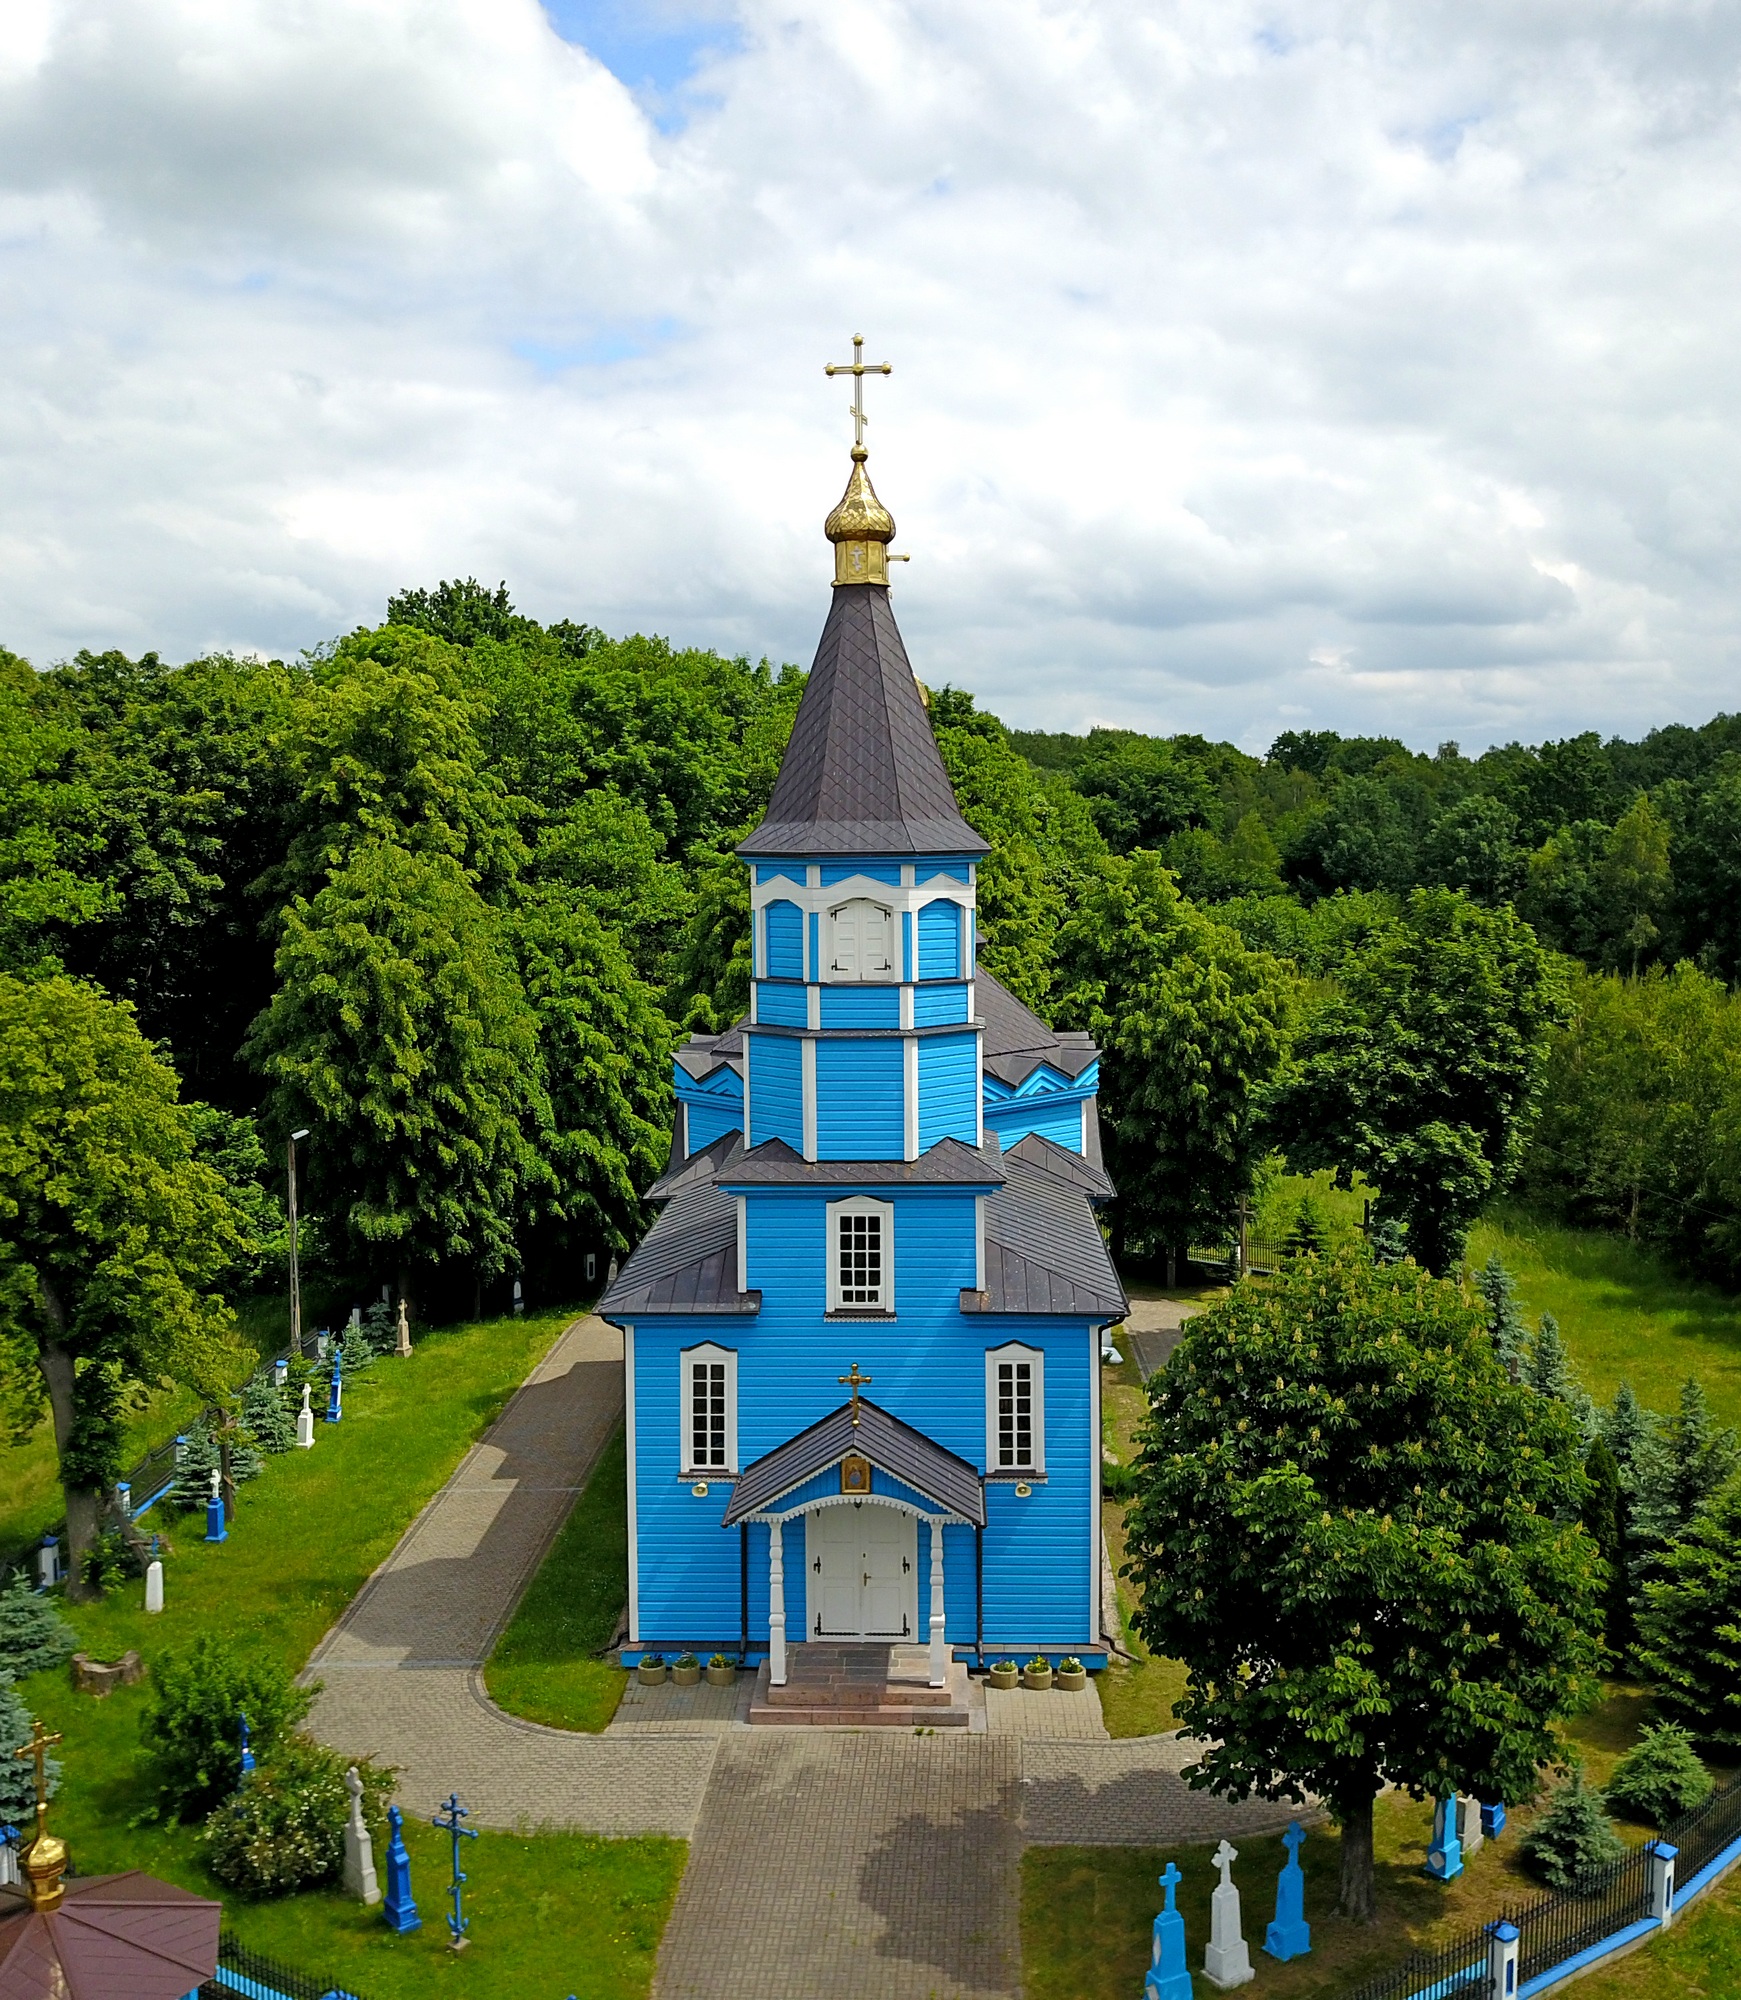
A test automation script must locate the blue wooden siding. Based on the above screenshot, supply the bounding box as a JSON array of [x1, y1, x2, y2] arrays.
[[756, 982, 807, 1027], [919, 1033, 978, 1150], [918, 898, 963, 979], [808, 912, 821, 981], [686, 1096, 742, 1151], [747, 1034, 802, 1149], [901, 909, 913, 982], [764, 899, 804, 979], [815, 1040, 904, 1158], [626, 1193, 1094, 1653], [756, 866, 805, 887], [820, 987, 900, 1030], [914, 984, 970, 1026], [913, 861, 972, 882], [821, 863, 903, 885], [981, 1061, 1098, 1155]]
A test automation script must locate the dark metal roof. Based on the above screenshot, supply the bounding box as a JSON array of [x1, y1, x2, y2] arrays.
[[723, 1136, 1005, 1188], [600, 1180, 760, 1317], [1004, 1129, 1116, 1203], [739, 585, 987, 858], [0, 1871, 221, 2000], [675, 1027, 744, 1080], [724, 1398, 985, 1524], [961, 1159, 1127, 1318], [647, 1129, 743, 1204], [978, 970, 1100, 1085]]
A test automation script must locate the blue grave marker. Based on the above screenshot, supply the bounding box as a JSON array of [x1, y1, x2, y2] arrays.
[[203, 1470, 227, 1544], [326, 1350, 343, 1424], [1263, 1821, 1311, 1962], [432, 1792, 479, 1950], [1144, 1861, 1192, 2000], [239, 1712, 255, 1777], [382, 1805, 420, 1933], [1426, 1795, 1463, 1881], [1481, 1801, 1507, 1839]]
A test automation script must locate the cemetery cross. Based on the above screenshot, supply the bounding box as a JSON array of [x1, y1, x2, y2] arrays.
[[432, 1791, 479, 1950]]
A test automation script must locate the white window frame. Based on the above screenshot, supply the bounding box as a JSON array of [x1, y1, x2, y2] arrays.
[[827, 898, 897, 983], [680, 1342, 738, 1474], [826, 1196, 895, 1313], [985, 1342, 1044, 1473]]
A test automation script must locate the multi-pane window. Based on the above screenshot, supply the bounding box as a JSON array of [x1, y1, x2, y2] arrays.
[[838, 1210, 883, 1305], [690, 1360, 727, 1468], [680, 1343, 736, 1472], [995, 1358, 1033, 1468], [985, 1344, 1044, 1471]]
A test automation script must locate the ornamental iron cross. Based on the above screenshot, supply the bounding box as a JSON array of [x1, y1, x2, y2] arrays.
[[839, 1362, 873, 1426], [15, 1717, 61, 1812], [824, 334, 892, 450]]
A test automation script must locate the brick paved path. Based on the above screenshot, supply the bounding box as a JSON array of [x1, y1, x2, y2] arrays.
[[304, 1315, 721, 1836], [654, 1734, 1023, 2000]]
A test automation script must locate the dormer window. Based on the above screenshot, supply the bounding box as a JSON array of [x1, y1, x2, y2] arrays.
[[829, 899, 896, 982]]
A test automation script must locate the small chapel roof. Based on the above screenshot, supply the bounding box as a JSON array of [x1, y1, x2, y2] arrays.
[[738, 584, 988, 859], [0, 1872, 220, 2000], [962, 1156, 1127, 1320], [723, 1396, 986, 1526], [979, 971, 1101, 1086]]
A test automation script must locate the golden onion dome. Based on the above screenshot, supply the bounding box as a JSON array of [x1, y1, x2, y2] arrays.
[[825, 447, 896, 586]]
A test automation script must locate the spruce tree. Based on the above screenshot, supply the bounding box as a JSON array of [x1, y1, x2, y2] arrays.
[[1604, 1721, 1713, 1826], [240, 1375, 295, 1454], [0, 1569, 77, 1679], [1580, 1436, 1628, 1656], [0, 1674, 59, 1821], [1519, 1766, 1627, 1893], [1629, 1377, 1740, 1572], [1525, 1313, 1598, 1439], [1476, 1255, 1528, 1378], [1636, 1472, 1741, 1753], [168, 1419, 261, 1511], [1283, 1196, 1331, 1259]]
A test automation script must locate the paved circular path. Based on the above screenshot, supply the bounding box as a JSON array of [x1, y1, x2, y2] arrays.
[[304, 1312, 1311, 1997]]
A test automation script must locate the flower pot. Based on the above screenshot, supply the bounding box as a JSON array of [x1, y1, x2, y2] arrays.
[[1022, 1666, 1053, 1692], [1056, 1668, 1088, 1692], [988, 1665, 1019, 1690], [705, 1664, 736, 1687], [636, 1662, 667, 1686], [672, 1662, 702, 1687]]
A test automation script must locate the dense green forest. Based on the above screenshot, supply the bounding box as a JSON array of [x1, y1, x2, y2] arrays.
[[2, 579, 1739, 1510]]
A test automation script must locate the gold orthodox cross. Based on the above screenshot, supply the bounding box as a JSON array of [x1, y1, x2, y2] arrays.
[[16, 1716, 61, 1821], [824, 334, 892, 450], [839, 1362, 873, 1426]]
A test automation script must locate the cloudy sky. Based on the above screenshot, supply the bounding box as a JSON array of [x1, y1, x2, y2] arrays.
[[2, 0, 1738, 752]]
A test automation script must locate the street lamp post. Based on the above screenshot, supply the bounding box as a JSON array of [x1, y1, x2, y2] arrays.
[[288, 1129, 311, 1360]]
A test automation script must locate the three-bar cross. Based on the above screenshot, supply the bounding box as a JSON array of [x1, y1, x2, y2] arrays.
[[15, 1716, 61, 1830], [824, 335, 892, 450]]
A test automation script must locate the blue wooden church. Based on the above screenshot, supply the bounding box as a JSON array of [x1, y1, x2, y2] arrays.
[[601, 419, 1125, 1707]]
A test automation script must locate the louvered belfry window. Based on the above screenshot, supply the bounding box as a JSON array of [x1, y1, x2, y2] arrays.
[[690, 1359, 728, 1468], [996, 1357, 1034, 1468], [838, 1210, 884, 1306]]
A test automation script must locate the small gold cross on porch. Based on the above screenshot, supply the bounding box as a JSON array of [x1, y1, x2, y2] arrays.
[[838, 1361, 873, 1426], [824, 334, 892, 450]]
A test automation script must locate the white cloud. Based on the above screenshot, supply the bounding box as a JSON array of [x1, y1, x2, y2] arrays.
[[0, 0, 1737, 749]]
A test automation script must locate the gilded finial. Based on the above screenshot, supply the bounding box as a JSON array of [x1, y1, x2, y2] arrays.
[[823, 336, 898, 586], [15, 1714, 66, 1911]]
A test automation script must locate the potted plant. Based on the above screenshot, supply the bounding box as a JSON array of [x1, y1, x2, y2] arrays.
[[672, 1652, 702, 1687], [987, 1659, 1020, 1690], [636, 1653, 667, 1686], [705, 1653, 737, 1687], [1056, 1656, 1088, 1692], [1022, 1655, 1053, 1691]]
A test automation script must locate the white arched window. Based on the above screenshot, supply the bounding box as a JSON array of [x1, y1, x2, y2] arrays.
[[826, 1197, 895, 1313], [985, 1343, 1044, 1472], [828, 899, 896, 982], [680, 1343, 737, 1473]]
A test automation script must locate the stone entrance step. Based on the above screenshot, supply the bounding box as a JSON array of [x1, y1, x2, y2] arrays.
[[748, 1644, 972, 1727]]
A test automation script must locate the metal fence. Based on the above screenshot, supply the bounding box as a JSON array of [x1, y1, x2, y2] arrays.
[[1345, 1773, 1741, 2000], [200, 1931, 367, 2000], [1187, 1235, 1286, 1278]]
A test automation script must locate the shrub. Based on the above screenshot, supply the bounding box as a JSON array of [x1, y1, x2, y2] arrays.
[[80, 1527, 143, 1591], [1519, 1767, 1628, 1892], [138, 1636, 314, 1821], [201, 1735, 393, 1898], [1604, 1722, 1714, 1826], [0, 1674, 59, 1819], [0, 1568, 77, 1678], [241, 1376, 296, 1454], [168, 1421, 262, 1513], [1101, 1459, 1139, 1501]]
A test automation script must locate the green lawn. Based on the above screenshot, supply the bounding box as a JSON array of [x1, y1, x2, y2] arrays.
[[9, 1305, 687, 1999], [1469, 1206, 1741, 1430], [485, 1425, 629, 1732]]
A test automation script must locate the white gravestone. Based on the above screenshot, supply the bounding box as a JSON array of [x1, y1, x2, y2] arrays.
[[295, 1384, 315, 1449], [342, 1765, 382, 1905], [1204, 1838, 1255, 1988], [0, 1838, 17, 1888], [394, 1298, 412, 1358], [1458, 1794, 1484, 1858], [144, 1559, 164, 1614]]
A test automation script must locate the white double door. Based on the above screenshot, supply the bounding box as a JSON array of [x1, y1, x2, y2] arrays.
[[807, 1503, 917, 1640]]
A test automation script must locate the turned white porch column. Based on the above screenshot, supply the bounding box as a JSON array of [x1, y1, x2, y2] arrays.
[[768, 1516, 788, 1686], [928, 1516, 947, 1687]]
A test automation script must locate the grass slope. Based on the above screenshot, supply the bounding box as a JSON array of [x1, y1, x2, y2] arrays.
[[11, 1307, 685, 1998], [485, 1424, 629, 1732]]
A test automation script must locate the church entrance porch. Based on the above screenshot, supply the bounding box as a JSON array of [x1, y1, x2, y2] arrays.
[[807, 1501, 916, 1640], [747, 1642, 972, 1727]]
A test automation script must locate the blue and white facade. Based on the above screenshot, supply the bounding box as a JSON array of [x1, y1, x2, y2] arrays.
[[602, 452, 1125, 1682]]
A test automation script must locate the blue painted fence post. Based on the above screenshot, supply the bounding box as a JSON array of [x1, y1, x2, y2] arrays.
[[1426, 1794, 1463, 1881], [326, 1350, 343, 1424], [1144, 1861, 1192, 2000], [1263, 1821, 1311, 1962], [383, 1805, 420, 1933]]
